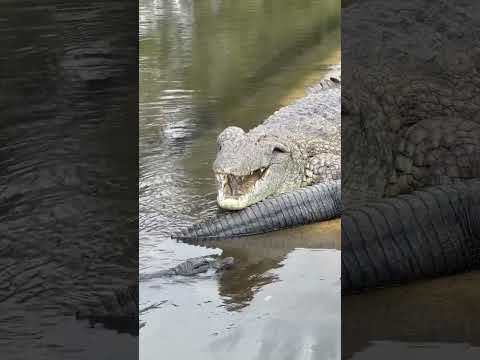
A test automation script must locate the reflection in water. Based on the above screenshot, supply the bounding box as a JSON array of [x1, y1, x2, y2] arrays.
[[210, 220, 341, 311], [140, 221, 340, 360], [139, 1, 341, 357]]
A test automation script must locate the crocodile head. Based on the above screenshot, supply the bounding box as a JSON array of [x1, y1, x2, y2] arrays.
[[215, 257, 235, 272], [213, 126, 303, 209]]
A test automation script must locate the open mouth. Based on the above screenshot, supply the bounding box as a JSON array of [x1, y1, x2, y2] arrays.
[[215, 167, 269, 209]]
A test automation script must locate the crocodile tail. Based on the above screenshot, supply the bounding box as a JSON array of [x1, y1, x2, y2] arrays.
[[173, 180, 342, 241], [342, 179, 480, 293]]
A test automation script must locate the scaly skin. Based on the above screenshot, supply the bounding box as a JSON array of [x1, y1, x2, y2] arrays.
[[213, 66, 341, 209], [139, 256, 235, 280], [174, 180, 341, 241], [342, 0, 480, 208]]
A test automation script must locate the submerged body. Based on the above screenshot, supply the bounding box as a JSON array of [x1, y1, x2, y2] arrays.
[[140, 256, 235, 280], [214, 67, 341, 210]]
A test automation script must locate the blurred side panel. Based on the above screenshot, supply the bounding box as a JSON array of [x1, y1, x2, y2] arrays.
[[0, 1, 139, 359], [342, 0, 480, 359]]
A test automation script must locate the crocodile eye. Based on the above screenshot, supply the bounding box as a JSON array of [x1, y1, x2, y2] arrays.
[[272, 143, 289, 154]]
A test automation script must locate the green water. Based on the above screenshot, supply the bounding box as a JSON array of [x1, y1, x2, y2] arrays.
[[139, 0, 341, 359]]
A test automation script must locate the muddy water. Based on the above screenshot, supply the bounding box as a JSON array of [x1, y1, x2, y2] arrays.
[[139, 0, 341, 359], [343, 270, 480, 359], [141, 221, 340, 360]]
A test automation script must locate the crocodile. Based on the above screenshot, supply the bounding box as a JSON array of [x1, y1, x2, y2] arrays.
[[213, 66, 341, 210], [73, 257, 236, 334], [175, 68, 342, 240], [139, 256, 235, 280], [173, 67, 341, 240], [178, 0, 480, 293]]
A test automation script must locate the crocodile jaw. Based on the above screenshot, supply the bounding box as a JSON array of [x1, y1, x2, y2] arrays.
[[216, 167, 270, 210], [216, 194, 251, 210]]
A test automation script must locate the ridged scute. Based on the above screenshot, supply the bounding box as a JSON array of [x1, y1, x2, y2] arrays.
[[342, 180, 480, 293], [173, 180, 341, 241]]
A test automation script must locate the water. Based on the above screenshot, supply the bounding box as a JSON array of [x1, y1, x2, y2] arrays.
[[139, 0, 341, 359], [343, 270, 480, 359], [141, 223, 341, 360]]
